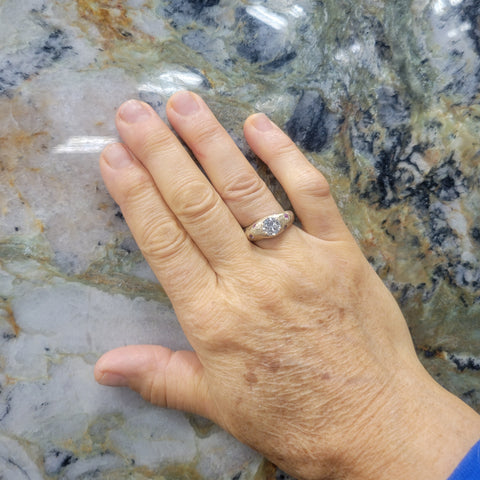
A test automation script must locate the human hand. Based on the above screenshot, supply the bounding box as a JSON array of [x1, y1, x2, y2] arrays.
[[94, 92, 480, 479]]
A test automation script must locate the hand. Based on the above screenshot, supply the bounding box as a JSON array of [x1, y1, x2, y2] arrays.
[[94, 91, 480, 479]]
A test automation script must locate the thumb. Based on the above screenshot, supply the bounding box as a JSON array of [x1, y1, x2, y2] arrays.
[[94, 345, 213, 419]]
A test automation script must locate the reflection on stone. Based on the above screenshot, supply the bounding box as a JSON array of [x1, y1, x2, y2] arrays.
[[53, 136, 117, 154]]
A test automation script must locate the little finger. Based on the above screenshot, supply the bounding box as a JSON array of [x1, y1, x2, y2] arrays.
[[244, 114, 351, 241]]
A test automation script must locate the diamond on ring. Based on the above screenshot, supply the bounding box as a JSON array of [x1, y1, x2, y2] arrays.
[[262, 217, 282, 236], [244, 211, 294, 242]]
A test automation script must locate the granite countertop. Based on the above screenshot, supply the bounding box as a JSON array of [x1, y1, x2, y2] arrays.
[[1, 0, 479, 478]]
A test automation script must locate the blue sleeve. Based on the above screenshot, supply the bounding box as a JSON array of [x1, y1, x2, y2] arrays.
[[448, 440, 480, 480]]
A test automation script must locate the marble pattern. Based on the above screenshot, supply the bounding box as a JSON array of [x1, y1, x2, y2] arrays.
[[0, 0, 479, 478]]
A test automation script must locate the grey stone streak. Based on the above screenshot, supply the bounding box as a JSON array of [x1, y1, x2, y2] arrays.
[[0, 28, 73, 96]]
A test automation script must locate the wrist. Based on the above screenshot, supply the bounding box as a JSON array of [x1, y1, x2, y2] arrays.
[[350, 363, 480, 480], [267, 360, 480, 480]]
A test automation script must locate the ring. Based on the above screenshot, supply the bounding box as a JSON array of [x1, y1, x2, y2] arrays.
[[244, 211, 294, 242]]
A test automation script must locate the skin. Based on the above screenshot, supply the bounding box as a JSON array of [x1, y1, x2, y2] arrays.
[[94, 91, 480, 479]]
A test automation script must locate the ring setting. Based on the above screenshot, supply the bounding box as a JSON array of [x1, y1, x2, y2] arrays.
[[244, 211, 294, 242]]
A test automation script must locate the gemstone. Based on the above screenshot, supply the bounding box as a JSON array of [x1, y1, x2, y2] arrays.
[[262, 217, 281, 236]]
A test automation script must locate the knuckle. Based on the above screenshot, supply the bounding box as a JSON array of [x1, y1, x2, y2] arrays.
[[297, 170, 331, 200], [163, 351, 178, 409], [326, 246, 367, 291], [141, 374, 159, 405], [237, 270, 285, 312], [220, 171, 268, 204], [255, 280, 284, 312], [190, 121, 224, 157], [116, 172, 191, 265], [139, 215, 188, 263], [120, 173, 154, 206], [170, 179, 220, 222], [141, 127, 180, 161], [272, 136, 298, 159]]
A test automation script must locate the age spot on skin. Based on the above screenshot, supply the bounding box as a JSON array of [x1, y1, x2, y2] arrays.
[[244, 371, 258, 385], [266, 358, 280, 373], [258, 353, 281, 373]]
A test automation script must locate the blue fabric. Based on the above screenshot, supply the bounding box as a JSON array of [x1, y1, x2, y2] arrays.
[[448, 440, 480, 480]]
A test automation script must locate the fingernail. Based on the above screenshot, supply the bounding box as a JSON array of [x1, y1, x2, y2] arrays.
[[103, 143, 132, 169], [119, 99, 151, 123], [170, 91, 200, 116], [251, 113, 274, 131], [97, 372, 128, 387]]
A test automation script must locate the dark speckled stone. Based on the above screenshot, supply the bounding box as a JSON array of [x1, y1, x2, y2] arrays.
[[460, 0, 480, 57], [235, 7, 296, 69], [0, 29, 72, 96], [285, 90, 329, 152]]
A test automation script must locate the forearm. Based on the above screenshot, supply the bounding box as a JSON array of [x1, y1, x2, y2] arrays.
[[340, 365, 480, 480], [281, 362, 480, 480]]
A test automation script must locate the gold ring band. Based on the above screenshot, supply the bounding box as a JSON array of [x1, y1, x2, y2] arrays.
[[244, 211, 294, 242]]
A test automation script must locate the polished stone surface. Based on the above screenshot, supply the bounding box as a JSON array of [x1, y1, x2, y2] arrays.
[[1, 0, 479, 478]]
